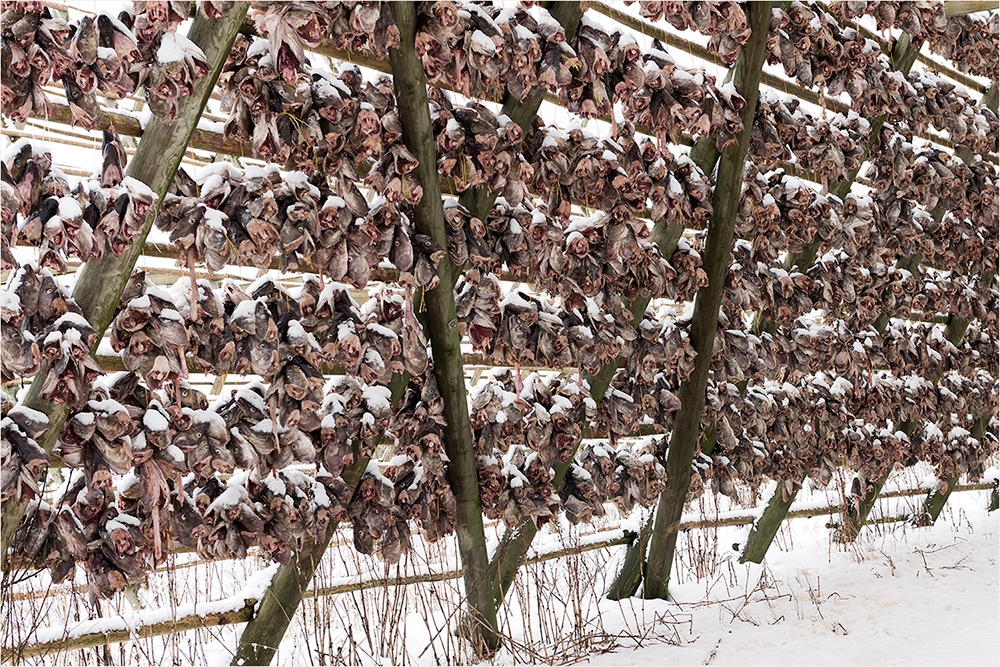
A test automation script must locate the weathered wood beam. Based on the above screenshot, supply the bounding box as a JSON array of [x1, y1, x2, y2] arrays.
[[3, 599, 257, 662], [944, 1, 999, 16], [386, 2, 499, 656], [868, 83, 999, 535], [84, 352, 546, 377], [229, 385, 398, 667], [640, 1, 774, 600], [0, 4, 250, 565]]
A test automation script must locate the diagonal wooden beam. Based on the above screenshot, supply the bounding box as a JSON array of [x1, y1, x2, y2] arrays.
[[841, 82, 999, 541], [0, 4, 250, 564], [387, 2, 498, 655], [740, 30, 989, 560], [230, 375, 408, 667], [638, 2, 774, 599]]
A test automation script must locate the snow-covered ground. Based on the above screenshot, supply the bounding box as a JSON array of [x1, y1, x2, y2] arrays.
[[272, 478, 999, 666], [5, 473, 997, 666], [580, 498, 999, 666]]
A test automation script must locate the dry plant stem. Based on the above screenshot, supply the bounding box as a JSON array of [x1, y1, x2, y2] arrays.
[[13, 480, 995, 661], [641, 1, 774, 601], [231, 374, 409, 667], [741, 30, 926, 563], [388, 1, 498, 656], [0, 3, 250, 565]]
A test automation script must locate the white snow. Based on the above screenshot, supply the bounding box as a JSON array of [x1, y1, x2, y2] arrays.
[[121, 177, 156, 200], [142, 408, 169, 432], [128, 295, 151, 310], [362, 385, 392, 413], [470, 30, 497, 54], [157, 32, 206, 64], [57, 197, 83, 219]]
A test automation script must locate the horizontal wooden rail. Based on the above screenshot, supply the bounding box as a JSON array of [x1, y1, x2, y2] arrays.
[[1, 599, 257, 662], [4, 127, 213, 168], [589, 0, 998, 164], [944, 1, 999, 17], [4, 478, 994, 660], [87, 352, 529, 376]]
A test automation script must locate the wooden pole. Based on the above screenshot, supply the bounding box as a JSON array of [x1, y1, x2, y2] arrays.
[[640, 2, 773, 600], [488, 0, 719, 601], [231, 374, 408, 667], [0, 3, 250, 564], [905, 82, 999, 530], [386, 3, 500, 656]]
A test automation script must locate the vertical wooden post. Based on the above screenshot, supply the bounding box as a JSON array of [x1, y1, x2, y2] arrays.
[[602, 104, 735, 601], [0, 4, 250, 563], [387, 3, 498, 655], [457, 1, 583, 229], [232, 377, 408, 667], [640, 2, 773, 600], [909, 81, 997, 529], [738, 475, 803, 563], [918, 414, 990, 526], [241, 3, 584, 652], [605, 511, 655, 599]]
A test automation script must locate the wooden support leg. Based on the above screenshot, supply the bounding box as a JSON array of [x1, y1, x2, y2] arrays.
[[917, 475, 959, 527], [605, 511, 655, 600], [836, 468, 893, 543], [738, 474, 805, 564], [917, 415, 989, 526]]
